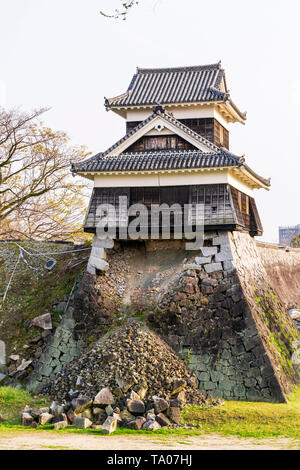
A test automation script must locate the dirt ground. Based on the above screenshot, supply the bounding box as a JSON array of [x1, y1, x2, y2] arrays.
[[0, 431, 298, 450]]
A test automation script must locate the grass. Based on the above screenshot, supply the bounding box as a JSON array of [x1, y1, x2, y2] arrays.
[[0, 242, 88, 356], [182, 386, 300, 439], [0, 386, 49, 424], [0, 386, 299, 442]]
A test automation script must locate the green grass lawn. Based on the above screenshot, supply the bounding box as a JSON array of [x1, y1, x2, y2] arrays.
[[0, 386, 299, 440]]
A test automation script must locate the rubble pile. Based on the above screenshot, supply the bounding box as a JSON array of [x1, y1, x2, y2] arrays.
[[49, 323, 219, 406], [20, 323, 222, 433]]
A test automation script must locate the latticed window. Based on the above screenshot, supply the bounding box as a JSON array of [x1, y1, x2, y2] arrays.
[[189, 184, 235, 225], [85, 188, 129, 228]]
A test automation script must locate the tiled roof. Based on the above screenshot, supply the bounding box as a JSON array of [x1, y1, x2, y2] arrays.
[[72, 149, 241, 173], [72, 107, 221, 173], [106, 63, 226, 108]]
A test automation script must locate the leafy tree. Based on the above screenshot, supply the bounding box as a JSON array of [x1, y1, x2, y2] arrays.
[[100, 0, 140, 20], [290, 234, 300, 248], [0, 107, 91, 241]]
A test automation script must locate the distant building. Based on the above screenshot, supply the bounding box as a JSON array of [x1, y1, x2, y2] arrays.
[[279, 225, 300, 245]]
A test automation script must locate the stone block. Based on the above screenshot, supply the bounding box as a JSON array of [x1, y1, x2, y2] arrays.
[[31, 313, 52, 330], [200, 247, 218, 257], [74, 417, 92, 429], [102, 416, 118, 434], [93, 237, 114, 249], [215, 246, 233, 263], [201, 381, 216, 390], [223, 260, 234, 272], [204, 262, 223, 273], [89, 256, 109, 272], [91, 247, 106, 259], [21, 412, 33, 426], [94, 387, 115, 406], [0, 341, 6, 368], [195, 256, 211, 265], [87, 263, 96, 275], [54, 421, 68, 430], [198, 372, 210, 381], [40, 412, 53, 425], [127, 399, 145, 415], [213, 233, 230, 246]]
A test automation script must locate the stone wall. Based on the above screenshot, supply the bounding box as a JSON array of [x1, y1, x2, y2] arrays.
[[24, 233, 300, 400], [145, 232, 300, 402]]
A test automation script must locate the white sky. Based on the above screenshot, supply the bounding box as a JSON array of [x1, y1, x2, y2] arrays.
[[1, 0, 300, 242]]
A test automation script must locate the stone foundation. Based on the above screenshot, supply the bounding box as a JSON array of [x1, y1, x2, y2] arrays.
[[25, 231, 300, 401], [147, 232, 299, 402]]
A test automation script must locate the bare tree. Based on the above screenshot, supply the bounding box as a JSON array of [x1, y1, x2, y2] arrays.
[[100, 0, 140, 20], [0, 107, 91, 241]]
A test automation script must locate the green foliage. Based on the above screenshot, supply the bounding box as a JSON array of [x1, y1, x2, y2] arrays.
[[253, 286, 299, 378], [290, 234, 300, 248]]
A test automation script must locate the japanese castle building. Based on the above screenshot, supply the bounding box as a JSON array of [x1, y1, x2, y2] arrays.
[[72, 62, 270, 238]]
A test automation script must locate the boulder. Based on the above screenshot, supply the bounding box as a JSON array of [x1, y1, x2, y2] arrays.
[[127, 399, 145, 415], [21, 412, 33, 426], [94, 410, 107, 425], [0, 373, 7, 384], [75, 400, 93, 414], [103, 352, 118, 363], [31, 408, 43, 420], [156, 413, 171, 427], [129, 390, 141, 401], [120, 408, 135, 422], [115, 374, 134, 393], [50, 401, 65, 416], [171, 378, 187, 396], [94, 388, 115, 406], [66, 409, 76, 425], [134, 385, 148, 400], [126, 417, 146, 430], [143, 420, 161, 431], [167, 407, 181, 425], [101, 416, 118, 434], [74, 417, 92, 429], [71, 397, 91, 412], [147, 412, 156, 421], [152, 396, 169, 414], [31, 313, 52, 330], [82, 409, 93, 420], [54, 421, 68, 430], [39, 413, 53, 426], [52, 413, 68, 425], [105, 405, 114, 416]]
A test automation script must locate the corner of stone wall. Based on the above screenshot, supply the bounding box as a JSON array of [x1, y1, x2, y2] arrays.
[[149, 230, 299, 403]]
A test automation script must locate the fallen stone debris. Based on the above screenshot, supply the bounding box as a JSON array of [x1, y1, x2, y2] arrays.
[[19, 323, 222, 433], [20, 384, 203, 433]]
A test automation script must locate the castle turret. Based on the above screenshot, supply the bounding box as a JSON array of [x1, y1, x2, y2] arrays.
[[73, 62, 270, 238]]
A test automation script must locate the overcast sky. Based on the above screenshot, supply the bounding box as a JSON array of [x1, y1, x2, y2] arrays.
[[1, 0, 300, 242]]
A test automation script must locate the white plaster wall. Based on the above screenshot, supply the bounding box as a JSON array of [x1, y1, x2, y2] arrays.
[[93, 169, 255, 196]]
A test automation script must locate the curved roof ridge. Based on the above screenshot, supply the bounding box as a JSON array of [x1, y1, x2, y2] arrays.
[[137, 62, 222, 74]]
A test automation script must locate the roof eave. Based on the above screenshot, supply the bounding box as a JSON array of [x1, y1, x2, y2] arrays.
[[239, 165, 271, 190], [74, 166, 235, 177]]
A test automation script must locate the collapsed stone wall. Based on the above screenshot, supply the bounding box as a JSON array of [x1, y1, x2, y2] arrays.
[[24, 232, 300, 401], [146, 232, 299, 402]]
